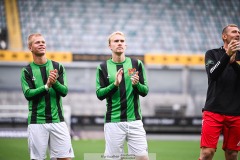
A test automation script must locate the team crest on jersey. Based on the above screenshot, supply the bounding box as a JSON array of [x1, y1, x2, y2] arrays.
[[128, 68, 136, 76], [107, 74, 111, 79], [205, 59, 214, 67]]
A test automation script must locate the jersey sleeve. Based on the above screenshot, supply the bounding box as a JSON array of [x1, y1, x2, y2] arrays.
[[205, 50, 230, 80], [21, 67, 47, 101], [52, 64, 68, 97], [230, 51, 240, 75], [95, 65, 118, 100]]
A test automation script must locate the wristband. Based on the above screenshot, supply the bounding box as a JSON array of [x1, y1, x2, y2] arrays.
[[44, 84, 49, 91]]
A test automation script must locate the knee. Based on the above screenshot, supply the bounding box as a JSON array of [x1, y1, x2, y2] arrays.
[[200, 148, 215, 159], [225, 149, 238, 160]]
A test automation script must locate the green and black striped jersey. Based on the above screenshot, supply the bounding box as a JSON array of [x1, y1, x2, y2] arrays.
[[21, 59, 68, 124], [96, 57, 148, 123]]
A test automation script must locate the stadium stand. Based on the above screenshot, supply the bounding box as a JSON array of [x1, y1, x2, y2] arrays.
[[15, 0, 239, 54], [0, 0, 6, 29], [0, 0, 7, 50]]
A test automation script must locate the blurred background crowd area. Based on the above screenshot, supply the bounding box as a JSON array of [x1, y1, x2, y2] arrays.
[[0, 0, 239, 135], [1, 0, 239, 54]]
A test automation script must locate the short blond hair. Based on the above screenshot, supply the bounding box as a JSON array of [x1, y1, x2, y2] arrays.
[[27, 33, 43, 47], [222, 24, 238, 34], [108, 31, 125, 45]]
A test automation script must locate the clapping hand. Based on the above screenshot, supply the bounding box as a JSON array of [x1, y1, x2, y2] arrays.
[[114, 68, 123, 86], [227, 40, 240, 57], [46, 69, 58, 88], [131, 71, 139, 85]]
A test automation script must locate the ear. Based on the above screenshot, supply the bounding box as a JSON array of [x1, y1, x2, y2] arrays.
[[222, 34, 227, 40], [28, 45, 31, 51], [108, 44, 112, 50]]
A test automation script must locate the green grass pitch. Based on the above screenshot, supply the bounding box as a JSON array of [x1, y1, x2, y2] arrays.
[[0, 138, 224, 160]]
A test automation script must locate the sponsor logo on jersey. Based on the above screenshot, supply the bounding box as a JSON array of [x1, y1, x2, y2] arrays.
[[210, 61, 220, 73], [32, 76, 36, 81]]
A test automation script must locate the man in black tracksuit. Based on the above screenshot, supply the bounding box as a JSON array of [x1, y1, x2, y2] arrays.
[[199, 24, 240, 160]]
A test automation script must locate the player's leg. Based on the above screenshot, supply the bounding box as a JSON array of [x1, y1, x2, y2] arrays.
[[127, 120, 149, 160], [28, 124, 49, 160], [199, 148, 216, 160], [104, 122, 126, 159], [48, 122, 74, 160], [223, 115, 240, 160], [199, 111, 224, 160], [224, 150, 238, 160]]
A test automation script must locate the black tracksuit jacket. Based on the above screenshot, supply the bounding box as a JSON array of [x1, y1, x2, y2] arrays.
[[204, 47, 240, 115]]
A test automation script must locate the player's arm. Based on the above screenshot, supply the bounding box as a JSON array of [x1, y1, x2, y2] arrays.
[[230, 52, 240, 75], [133, 61, 149, 97], [52, 65, 68, 97], [21, 68, 48, 101], [231, 62, 240, 74], [96, 66, 118, 100], [205, 50, 230, 80]]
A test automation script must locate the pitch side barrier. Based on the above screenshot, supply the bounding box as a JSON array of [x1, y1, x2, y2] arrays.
[[70, 116, 202, 134]]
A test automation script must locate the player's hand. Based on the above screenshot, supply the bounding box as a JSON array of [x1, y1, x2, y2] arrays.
[[229, 53, 236, 64], [226, 40, 240, 56], [47, 69, 58, 87], [131, 71, 139, 85], [114, 68, 123, 86]]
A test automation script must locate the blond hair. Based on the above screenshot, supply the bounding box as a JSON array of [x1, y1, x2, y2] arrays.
[[222, 24, 238, 34], [27, 33, 43, 47], [108, 31, 125, 45]]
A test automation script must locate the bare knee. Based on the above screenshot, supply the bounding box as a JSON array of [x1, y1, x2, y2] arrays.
[[200, 147, 215, 160], [225, 149, 238, 160]]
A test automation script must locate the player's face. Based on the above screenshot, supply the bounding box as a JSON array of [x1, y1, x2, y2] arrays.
[[224, 26, 240, 44], [29, 36, 46, 56], [109, 34, 126, 55]]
